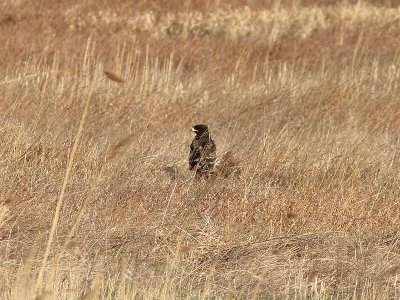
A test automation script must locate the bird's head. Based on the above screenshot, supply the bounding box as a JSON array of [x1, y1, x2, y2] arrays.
[[190, 124, 209, 136]]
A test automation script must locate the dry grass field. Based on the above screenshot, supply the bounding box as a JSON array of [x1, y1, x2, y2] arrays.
[[1, 0, 400, 299]]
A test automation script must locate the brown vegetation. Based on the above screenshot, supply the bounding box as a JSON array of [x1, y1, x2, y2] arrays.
[[0, 0, 400, 298]]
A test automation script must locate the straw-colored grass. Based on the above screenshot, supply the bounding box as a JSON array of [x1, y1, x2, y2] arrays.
[[0, 1, 399, 299]]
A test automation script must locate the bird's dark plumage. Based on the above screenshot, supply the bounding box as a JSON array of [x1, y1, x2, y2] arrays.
[[189, 124, 216, 177]]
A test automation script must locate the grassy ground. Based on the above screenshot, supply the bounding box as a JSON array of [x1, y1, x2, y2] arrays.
[[1, 0, 400, 299]]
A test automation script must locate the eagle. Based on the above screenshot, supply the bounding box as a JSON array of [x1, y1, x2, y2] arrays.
[[189, 124, 216, 178]]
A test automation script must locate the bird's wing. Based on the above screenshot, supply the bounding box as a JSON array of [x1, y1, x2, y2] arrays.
[[189, 138, 201, 170]]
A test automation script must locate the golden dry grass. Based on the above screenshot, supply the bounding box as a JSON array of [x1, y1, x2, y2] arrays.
[[1, 0, 400, 299]]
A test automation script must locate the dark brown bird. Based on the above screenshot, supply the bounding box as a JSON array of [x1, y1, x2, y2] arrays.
[[189, 124, 216, 178]]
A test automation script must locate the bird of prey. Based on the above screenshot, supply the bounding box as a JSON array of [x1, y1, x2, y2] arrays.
[[189, 124, 216, 178]]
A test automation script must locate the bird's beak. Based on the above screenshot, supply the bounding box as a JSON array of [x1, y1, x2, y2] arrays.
[[190, 127, 197, 132]]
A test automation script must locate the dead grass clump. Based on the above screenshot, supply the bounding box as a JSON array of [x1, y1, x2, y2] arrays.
[[215, 150, 242, 178]]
